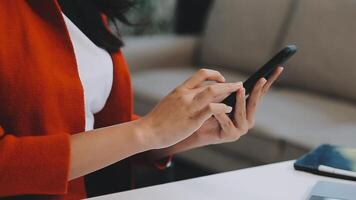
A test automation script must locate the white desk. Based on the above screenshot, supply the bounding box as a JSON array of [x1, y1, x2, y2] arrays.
[[90, 161, 356, 200]]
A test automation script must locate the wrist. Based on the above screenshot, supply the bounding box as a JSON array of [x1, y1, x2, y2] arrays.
[[132, 117, 157, 151], [166, 133, 201, 155]]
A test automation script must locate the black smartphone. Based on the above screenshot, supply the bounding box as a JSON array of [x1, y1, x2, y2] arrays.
[[222, 45, 297, 117]]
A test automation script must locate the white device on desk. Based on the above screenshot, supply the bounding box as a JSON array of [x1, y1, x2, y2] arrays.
[[318, 165, 356, 179], [307, 181, 356, 200]]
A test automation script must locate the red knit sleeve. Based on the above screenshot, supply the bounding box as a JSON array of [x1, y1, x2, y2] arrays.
[[131, 114, 140, 121], [0, 127, 71, 197]]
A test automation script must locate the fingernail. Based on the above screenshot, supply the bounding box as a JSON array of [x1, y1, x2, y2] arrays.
[[239, 87, 245, 95], [226, 106, 233, 113], [232, 82, 243, 89], [261, 78, 267, 84]]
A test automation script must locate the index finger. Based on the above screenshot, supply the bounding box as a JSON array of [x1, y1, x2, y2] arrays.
[[181, 69, 225, 89], [191, 82, 242, 112]]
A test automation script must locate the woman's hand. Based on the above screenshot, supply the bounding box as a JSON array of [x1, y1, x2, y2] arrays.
[[137, 69, 243, 150], [191, 80, 266, 147], [147, 67, 284, 159], [179, 67, 284, 149]]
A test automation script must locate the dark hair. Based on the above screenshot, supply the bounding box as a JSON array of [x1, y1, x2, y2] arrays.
[[58, 0, 134, 52]]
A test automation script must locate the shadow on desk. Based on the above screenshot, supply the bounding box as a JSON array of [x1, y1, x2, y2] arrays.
[[133, 157, 213, 189]]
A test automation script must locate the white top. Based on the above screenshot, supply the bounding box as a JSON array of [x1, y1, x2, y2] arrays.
[[62, 14, 113, 131], [88, 161, 356, 200]]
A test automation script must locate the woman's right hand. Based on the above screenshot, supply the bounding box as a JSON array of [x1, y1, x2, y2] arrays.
[[137, 69, 243, 149]]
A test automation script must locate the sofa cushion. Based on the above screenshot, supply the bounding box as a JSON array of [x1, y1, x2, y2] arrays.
[[123, 35, 199, 71], [279, 0, 356, 102], [132, 67, 356, 148], [199, 0, 293, 73], [255, 88, 356, 148]]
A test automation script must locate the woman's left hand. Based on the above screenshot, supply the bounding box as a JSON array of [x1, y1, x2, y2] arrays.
[[189, 67, 284, 147], [188, 67, 284, 148]]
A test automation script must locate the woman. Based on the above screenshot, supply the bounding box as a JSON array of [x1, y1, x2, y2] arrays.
[[0, 0, 283, 199]]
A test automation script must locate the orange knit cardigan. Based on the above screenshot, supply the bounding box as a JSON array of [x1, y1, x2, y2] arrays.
[[0, 0, 138, 199]]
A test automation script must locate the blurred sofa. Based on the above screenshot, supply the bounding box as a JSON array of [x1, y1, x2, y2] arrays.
[[123, 0, 356, 172]]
